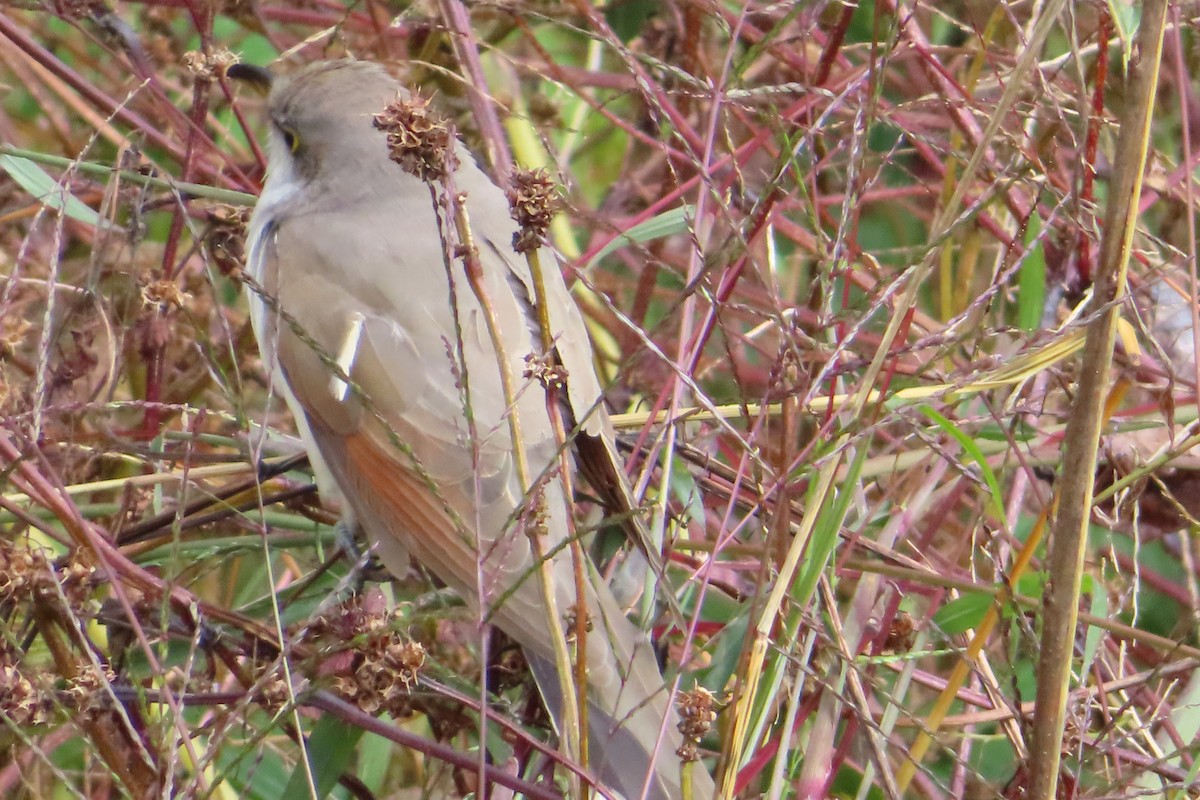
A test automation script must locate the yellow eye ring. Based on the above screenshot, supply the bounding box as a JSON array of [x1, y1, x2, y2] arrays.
[[280, 127, 300, 153]]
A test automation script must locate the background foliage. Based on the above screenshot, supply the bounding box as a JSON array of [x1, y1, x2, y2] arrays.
[[2, 1, 1199, 798]]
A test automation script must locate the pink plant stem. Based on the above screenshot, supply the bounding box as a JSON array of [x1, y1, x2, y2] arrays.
[[439, 0, 512, 179]]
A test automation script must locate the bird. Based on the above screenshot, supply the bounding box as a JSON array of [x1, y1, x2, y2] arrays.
[[231, 59, 714, 800]]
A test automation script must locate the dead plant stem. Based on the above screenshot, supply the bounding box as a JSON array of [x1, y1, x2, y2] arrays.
[[1028, 4, 1168, 798]]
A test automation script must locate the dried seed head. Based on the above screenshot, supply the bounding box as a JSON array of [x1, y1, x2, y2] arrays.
[[205, 205, 250, 277], [507, 168, 560, 253], [57, 556, 100, 615], [882, 611, 916, 653], [526, 489, 550, 538], [0, 543, 96, 613], [182, 48, 237, 81], [0, 317, 32, 357], [319, 599, 426, 719], [141, 279, 191, 311], [373, 93, 456, 183], [305, 594, 387, 649], [0, 662, 50, 726], [258, 671, 295, 713], [0, 542, 51, 602], [563, 605, 594, 644], [65, 664, 118, 719], [676, 686, 718, 762], [347, 638, 426, 718], [54, 0, 103, 20], [523, 351, 568, 391]]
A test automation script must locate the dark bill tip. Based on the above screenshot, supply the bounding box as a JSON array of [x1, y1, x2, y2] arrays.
[[226, 63, 274, 95]]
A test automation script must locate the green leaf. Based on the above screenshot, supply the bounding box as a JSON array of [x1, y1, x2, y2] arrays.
[[1081, 577, 1105, 678], [791, 442, 871, 611], [699, 609, 749, 693], [975, 420, 1035, 442], [216, 738, 290, 800], [604, 0, 657, 43], [918, 405, 1008, 528], [1106, 0, 1141, 67], [585, 205, 694, 270], [0, 154, 102, 227], [830, 763, 886, 800], [281, 714, 364, 800], [355, 730, 393, 794], [669, 455, 706, 529], [1016, 571, 1046, 597], [1016, 210, 1046, 332], [933, 591, 993, 634]]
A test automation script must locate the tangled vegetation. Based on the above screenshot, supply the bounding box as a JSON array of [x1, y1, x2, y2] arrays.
[[1, 2, 1198, 798]]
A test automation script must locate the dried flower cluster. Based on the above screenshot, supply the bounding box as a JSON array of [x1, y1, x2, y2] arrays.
[[507, 168, 560, 254], [373, 93, 456, 183], [315, 602, 426, 718], [0, 316, 32, 357], [675, 686, 718, 762], [882, 611, 916, 653], [0, 541, 97, 613], [0, 659, 50, 727], [562, 604, 594, 645], [50, 0, 104, 21], [526, 489, 551, 539], [341, 636, 426, 718], [140, 278, 191, 312], [0, 540, 52, 601], [182, 48, 237, 81], [57, 558, 101, 616], [205, 204, 250, 277], [258, 671, 296, 713], [523, 351, 568, 391], [65, 663, 118, 721]]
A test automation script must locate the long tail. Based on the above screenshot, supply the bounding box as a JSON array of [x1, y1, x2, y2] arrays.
[[527, 585, 715, 800]]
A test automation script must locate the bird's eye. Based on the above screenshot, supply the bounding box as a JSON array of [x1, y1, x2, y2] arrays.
[[280, 126, 300, 153]]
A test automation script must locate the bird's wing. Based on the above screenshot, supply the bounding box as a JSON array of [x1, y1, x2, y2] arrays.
[[449, 152, 674, 600], [253, 197, 585, 658], [448, 149, 607, 435]]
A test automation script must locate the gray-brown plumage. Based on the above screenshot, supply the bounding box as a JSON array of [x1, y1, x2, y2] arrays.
[[239, 60, 712, 800]]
